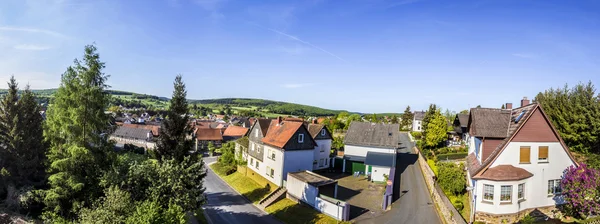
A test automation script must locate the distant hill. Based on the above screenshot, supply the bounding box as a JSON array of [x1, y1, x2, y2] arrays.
[[0, 88, 344, 117]]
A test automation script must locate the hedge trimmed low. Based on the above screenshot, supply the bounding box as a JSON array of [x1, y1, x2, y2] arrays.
[[437, 152, 468, 161]]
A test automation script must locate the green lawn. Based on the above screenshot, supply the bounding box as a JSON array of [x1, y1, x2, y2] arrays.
[[265, 198, 350, 224], [210, 163, 275, 204], [448, 193, 470, 223], [427, 159, 438, 176]]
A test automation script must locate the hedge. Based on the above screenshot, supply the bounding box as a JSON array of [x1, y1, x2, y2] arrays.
[[437, 152, 468, 161]]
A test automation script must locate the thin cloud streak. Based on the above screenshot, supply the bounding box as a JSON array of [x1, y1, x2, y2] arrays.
[[0, 26, 67, 38], [512, 53, 536, 59], [14, 44, 52, 51]]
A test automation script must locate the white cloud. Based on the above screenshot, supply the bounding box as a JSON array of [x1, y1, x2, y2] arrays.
[[512, 53, 537, 59], [14, 44, 51, 51]]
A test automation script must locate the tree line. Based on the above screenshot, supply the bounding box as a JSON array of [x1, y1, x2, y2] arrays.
[[0, 45, 206, 223]]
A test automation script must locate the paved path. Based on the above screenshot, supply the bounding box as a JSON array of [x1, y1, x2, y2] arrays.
[[358, 133, 442, 224], [201, 157, 281, 224]]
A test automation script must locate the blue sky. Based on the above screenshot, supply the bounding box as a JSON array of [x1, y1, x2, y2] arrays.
[[0, 0, 599, 113]]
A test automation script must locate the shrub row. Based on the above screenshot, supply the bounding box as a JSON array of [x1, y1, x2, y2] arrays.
[[437, 152, 468, 161]]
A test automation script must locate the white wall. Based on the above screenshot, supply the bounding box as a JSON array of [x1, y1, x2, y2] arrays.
[[283, 149, 315, 184], [314, 139, 332, 170], [287, 174, 318, 206], [262, 145, 285, 186], [315, 197, 349, 221], [412, 120, 422, 132], [344, 145, 395, 160], [370, 166, 391, 182], [473, 142, 575, 215]]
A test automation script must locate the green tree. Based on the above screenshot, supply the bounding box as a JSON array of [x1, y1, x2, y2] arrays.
[[0, 77, 21, 194], [391, 115, 398, 124], [437, 162, 466, 195], [43, 44, 115, 219], [154, 75, 194, 162], [536, 82, 600, 154], [345, 114, 362, 129], [370, 113, 378, 123], [400, 106, 414, 131], [422, 104, 437, 136], [424, 109, 447, 149], [459, 110, 469, 114]]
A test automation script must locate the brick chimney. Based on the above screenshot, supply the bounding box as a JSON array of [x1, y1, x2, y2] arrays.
[[520, 97, 530, 107], [277, 116, 282, 124], [505, 103, 512, 109]]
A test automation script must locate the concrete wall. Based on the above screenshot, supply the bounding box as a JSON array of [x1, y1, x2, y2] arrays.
[[344, 145, 395, 160], [471, 142, 575, 215], [370, 166, 390, 182], [315, 197, 350, 221], [287, 174, 318, 206], [314, 139, 332, 170]]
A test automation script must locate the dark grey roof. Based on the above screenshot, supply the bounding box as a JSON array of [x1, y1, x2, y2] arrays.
[[344, 122, 400, 148], [113, 126, 152, 139], [257, 118, 272, 136], [457, 114, 469, 128], [414, 111, 426, 120], [365, 151, 396, 167], [468, 108, 511, 138]]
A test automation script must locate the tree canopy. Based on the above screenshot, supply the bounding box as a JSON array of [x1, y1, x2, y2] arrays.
[[400, 106, 413, 131]]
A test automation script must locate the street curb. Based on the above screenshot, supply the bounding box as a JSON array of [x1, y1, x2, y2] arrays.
[[205, 162, 272, 216]]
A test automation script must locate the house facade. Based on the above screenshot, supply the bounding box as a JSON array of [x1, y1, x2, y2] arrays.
[[342, 122, 399, 178], [195, 128, 223, 150], [308, 122, 333, 170], [244, 117, 328, 187], [111, 125, 156, 149], [465, 98, 577, 223], [412, 111, 425, 132]]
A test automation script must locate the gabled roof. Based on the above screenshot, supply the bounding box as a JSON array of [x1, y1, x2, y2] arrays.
[[414, 111, 426, 120], [457, 114, 469, 128], [467, 103, 578, 178], [256, 118, 272, 136], [113, 126, 152, 139], [196, 128, 223, 141], [261, 120, 315, 149], [476, 165, 533, 181], [223, 126, 249, 137], [117, 123, 161, 136], [467, 108, 511, 138], [307, 124, 328, 139], [344, 122, 399, 148]]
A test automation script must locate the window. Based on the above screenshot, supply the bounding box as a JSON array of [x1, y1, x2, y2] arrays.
[[266, 166, 270, 176], [538, 146, 549, 162], [250, 158, 253, 164], [520, 146, 531, 164], [483, 184, 494, 201], [500, 185, 512, 202], [325, 158, 328, 166], [321, 129, 326, 136], [269, 151, 276, 161], [548, 180, 562, 195], [319, 158, 324, 167], [255, 130, 259, 137], [298, 134, 304, 143], [518, 183, 525, 200], [270, 168, 274, 177], [417, 126, 421, 131], [255, 161, 259, 169], [251, 143, 255, 151]]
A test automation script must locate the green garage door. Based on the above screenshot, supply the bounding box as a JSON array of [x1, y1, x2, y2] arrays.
[[351, 162, 366, 174]]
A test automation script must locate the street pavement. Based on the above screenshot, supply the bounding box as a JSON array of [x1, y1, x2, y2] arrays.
[[201, 157, 282, 224], [358, 132, 442, 224]]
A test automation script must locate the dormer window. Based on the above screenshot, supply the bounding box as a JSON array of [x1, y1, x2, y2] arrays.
[[298, 134, 304, 143], [321, 129, 326, 136]]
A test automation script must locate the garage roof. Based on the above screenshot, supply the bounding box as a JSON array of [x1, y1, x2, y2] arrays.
[[288, 171, 337, 187], [364, 151, 396, 167]]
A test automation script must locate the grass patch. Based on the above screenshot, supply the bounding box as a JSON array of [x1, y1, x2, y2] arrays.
[[427, 159, 438, 176], [194, 207, 209, 224], [448, 193, 470, 222], [210, 163, 275, 204], [265, 198, 350, 224]]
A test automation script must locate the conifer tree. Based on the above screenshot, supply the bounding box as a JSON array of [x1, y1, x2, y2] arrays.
[[15, 86, 47, 187], [0, 77, 21, 194], [155, 75, 194, 162], [43, 44, 114, 219], [422, 104, 437, 135], [400, 106, 414, 131]]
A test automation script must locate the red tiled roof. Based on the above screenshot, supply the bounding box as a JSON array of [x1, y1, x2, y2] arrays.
[[307, 124, 326, 139], [317, 118, 326, 124], [195, 121, 213, 129], [475, 165, 533, 181], [262, 120, 304, 148], [223, 126, 249, 137], [196, 128, 223, 141], [284, 117, 304, 122]]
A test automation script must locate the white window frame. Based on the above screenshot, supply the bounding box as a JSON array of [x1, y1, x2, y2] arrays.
[[518, 183, 525, 200], [270, 168, 274, 177], [500, 185, 512, 202], [298, 134, 304, 143], [321, 129, 326, 136], [319, 158, 324, 167], [483, 184, 494, 202], [255, 130, 259, 137], [538, 146, 549, 162], [255, 161, 259, 169], [548, 179, 562, 195]]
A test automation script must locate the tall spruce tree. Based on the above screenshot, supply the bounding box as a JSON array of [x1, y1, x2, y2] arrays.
[[15, 86, 47, 187], [43, 45, 114, 219], [422, 104, 437, 136], [0, 77, 21, 194], [155, 75, 194, 162], [400, 106, 413, 131]]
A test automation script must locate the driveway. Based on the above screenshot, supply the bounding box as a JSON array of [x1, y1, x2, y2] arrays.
[[201, 157, 281, 224], [358, 133, 442, 224]]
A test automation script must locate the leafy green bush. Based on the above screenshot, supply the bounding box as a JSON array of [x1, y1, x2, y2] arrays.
[[437, 162, 466, 195], [438, 147, 449, 154], [519, 214, 535, 224], [452, 199, 464, 212], [410, 131, 422, 140]]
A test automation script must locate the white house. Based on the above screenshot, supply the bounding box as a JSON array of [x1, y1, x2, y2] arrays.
[[243, 117, 332, 187], [412, 111, 425, 132], [307, 121, 333, 170], [465, 98, 577, 223], [342, 122, 399, 177]]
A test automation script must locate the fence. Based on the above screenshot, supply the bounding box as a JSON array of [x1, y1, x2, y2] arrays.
[[415, 147, 467, 224]]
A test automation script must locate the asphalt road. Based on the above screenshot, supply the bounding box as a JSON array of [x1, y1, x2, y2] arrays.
[[201, 157, 282, 224], [358, 133, 442, 224]]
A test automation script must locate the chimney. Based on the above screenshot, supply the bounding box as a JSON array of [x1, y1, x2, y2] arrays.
[[520, 97, 530, 107], [505, 103, 512, 109], [313, 119, 318, 124], [277, 116, 282, 124]]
